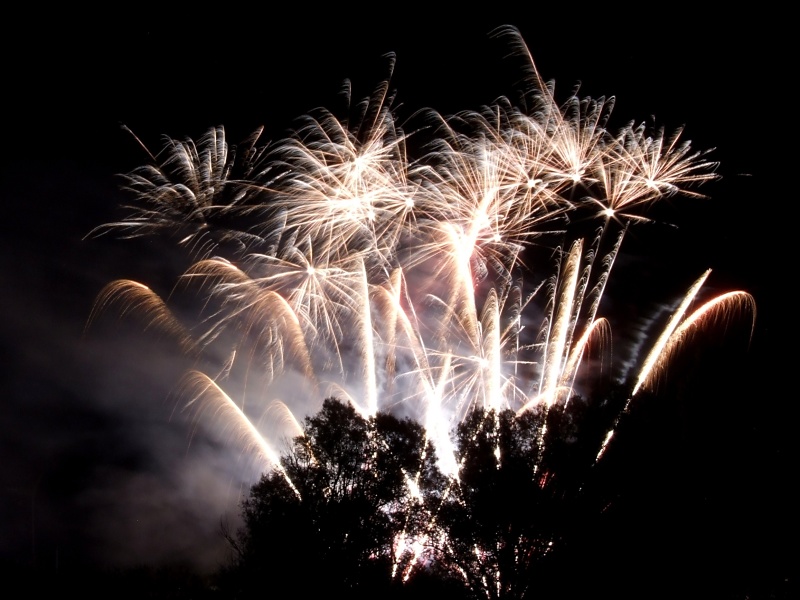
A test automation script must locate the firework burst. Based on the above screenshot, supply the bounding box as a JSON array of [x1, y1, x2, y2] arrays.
[[87, 25, 754, 592]]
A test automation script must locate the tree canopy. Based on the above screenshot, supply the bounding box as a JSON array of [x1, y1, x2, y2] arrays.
[[227, 398, 452, 598], [223, 392, 634, 600]]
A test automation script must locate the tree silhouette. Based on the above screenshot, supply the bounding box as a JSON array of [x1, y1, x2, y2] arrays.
[[225, 390, 638, 600], [226, 398, 453, 599], [432, 400, 617, 600]]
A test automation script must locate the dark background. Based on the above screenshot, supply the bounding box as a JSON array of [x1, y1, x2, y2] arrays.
[[1, 7, 791, 596]]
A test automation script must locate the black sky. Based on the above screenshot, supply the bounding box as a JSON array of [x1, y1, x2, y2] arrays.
[[1, 8, 791, 595]]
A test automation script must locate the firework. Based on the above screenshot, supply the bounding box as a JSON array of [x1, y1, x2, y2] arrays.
[[88, 25, 754, 590]]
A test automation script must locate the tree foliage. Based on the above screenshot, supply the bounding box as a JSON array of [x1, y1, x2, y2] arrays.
[[228, 398, 449, 598], [226, 391, 628, 599], [432, 393, 622, 599]]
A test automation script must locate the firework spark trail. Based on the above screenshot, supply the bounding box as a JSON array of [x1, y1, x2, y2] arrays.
[[87, 26, 755, 589], [593, 273, 755, 463], [86, 280, 196, 354], [634, 287, 756, 397], [633, 269, 712, 398], [179, 371, 302, 499]]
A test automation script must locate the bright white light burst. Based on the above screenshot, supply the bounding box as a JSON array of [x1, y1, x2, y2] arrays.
[[88, 25, 755, 589]]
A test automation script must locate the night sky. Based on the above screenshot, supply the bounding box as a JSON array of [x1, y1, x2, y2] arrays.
[[1, 8, 791, 595]]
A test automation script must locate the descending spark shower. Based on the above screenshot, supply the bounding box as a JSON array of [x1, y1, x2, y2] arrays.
[[89, 27, 754, 589]]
